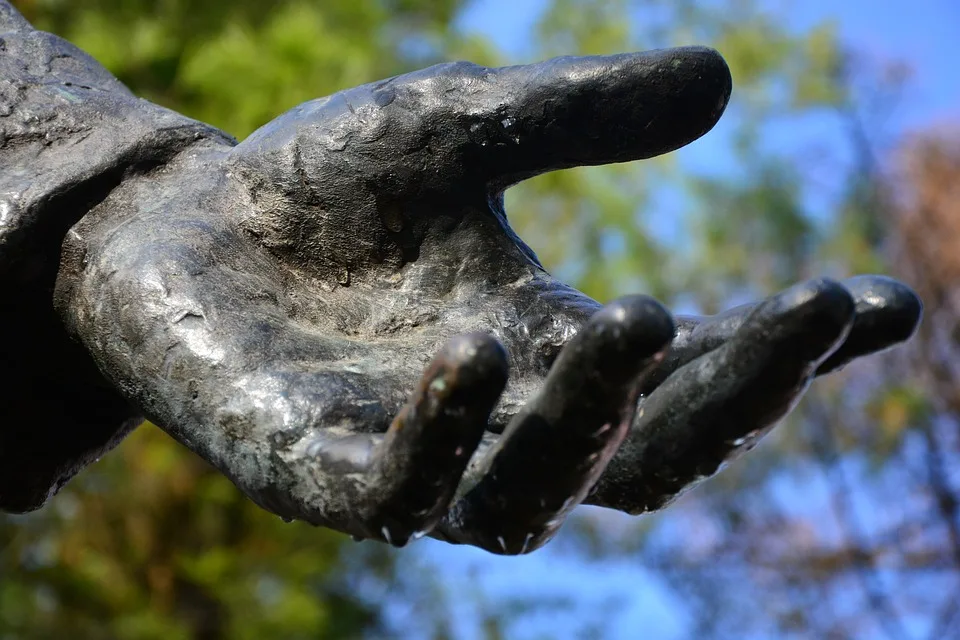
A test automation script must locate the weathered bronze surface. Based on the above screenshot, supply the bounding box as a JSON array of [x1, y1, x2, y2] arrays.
[[0, 1, 921, 554]]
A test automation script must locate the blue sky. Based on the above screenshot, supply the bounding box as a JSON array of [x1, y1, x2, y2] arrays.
[[390, 2, 960, 639], [790, 0, 959, 129]]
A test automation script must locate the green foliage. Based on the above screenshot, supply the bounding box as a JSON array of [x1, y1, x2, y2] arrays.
[[18, 0, 468, 138]]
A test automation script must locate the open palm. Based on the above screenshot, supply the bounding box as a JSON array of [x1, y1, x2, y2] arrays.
[[18, 38, 917, 554]]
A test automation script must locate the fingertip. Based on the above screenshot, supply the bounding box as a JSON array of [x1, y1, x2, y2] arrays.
[[814, 276, 923, 375], [776, 277, 854, 315], [556, 295, 673, 385], [843, 275, 923, 343], [753, 278, 856, 364], [767, 277, 856, 330], [587, 294, 675, 360], [440, 332, 509, 387], [609, 294, 677, 344], [547, 46, 733, 155], [652, 46, 732, 142], [424, 334, 509, 415]]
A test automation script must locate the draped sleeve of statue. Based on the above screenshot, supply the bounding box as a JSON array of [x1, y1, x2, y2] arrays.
[[0, 1, 234, 511]]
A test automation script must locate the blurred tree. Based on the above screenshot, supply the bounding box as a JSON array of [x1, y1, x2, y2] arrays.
[[12, 0, 470, 139]]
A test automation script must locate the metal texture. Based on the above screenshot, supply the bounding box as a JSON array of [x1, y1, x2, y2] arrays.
[[0, 1, 922, 554]]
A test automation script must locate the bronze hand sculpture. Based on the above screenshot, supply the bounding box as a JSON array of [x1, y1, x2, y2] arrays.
[[0, 1, 921, 554]]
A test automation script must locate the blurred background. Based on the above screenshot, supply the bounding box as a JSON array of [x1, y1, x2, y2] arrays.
[[2, 0, 959, 638]]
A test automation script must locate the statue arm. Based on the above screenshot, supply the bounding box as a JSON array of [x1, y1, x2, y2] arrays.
[[0, 0, 232, 511]]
